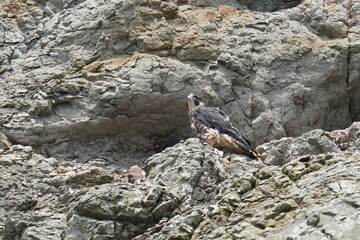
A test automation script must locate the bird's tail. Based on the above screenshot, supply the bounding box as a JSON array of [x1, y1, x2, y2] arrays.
[[248, 148, 263, 163], [234, 139, 263, 163]]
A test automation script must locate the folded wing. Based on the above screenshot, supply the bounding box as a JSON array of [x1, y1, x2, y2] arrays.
[[192, 106, 252, 148]]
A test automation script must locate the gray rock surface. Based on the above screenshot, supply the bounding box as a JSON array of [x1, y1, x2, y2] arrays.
[[258, 128, 342, 165], [349, 0, 360, 121], [2, 122, 360, 239], [64, 183, 179, 240], [1, 0, 359, 166], [1, 0, 360, 239], [0, 132, 11, 150], [146, 138, 226, 202]]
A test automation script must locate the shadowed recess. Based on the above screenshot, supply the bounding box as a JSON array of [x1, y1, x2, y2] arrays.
[[195, 0, 303, 12]]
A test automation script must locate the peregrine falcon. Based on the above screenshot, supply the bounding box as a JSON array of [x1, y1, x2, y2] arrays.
[[186, 93, 261, 161]]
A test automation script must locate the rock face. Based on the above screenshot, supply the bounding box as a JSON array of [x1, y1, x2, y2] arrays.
[[1, 0, 360, 239], [1, 0, 359, 165], [2, 122, 360, 239]]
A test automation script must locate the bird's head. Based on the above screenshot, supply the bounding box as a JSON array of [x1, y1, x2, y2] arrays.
[[186, 93, 205, 113]]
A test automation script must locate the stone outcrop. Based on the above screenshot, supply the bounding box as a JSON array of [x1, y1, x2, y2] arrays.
[[1, 122, 360, 239], [1, 0, 360, 239], [1, 0, 360, 165]]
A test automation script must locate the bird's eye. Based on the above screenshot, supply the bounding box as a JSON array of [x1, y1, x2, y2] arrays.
[[193, 95, 202, 106]]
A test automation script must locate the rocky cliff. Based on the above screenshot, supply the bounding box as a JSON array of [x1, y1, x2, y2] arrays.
[[0, 0, 360, 239]]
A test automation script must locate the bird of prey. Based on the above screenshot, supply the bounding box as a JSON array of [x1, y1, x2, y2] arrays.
[[186, 93, 261, 161]]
